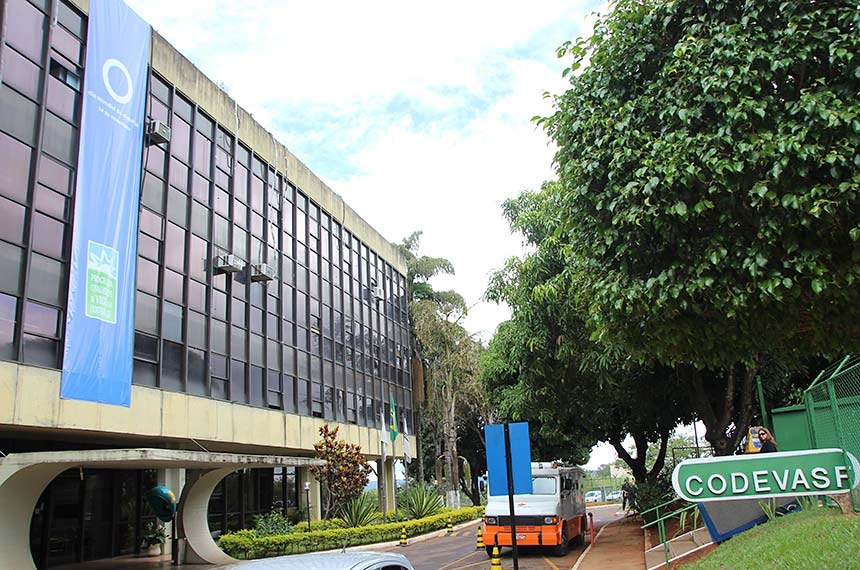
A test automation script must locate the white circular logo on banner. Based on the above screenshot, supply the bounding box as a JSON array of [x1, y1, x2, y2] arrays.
[[102, 58, 133, 104]]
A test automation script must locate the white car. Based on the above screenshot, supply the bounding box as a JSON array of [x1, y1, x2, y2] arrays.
[[214, 551, 415, 570], [584, 490, 602, 503], [607, 490, 623, 501]]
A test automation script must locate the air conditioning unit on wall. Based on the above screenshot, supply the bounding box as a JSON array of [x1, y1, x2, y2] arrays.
[[213, 254, 243, 274], [146, 119, 172, 146], [372, 285, 384, 301], [250, 263, 276, 282]]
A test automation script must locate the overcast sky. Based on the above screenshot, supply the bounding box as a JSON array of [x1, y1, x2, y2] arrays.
[[126, 0, 605, 341]]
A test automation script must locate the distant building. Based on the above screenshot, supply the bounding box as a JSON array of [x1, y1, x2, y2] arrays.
[[0, 0, 412, 567]]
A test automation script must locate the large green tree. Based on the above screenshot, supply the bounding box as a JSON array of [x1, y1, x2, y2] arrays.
[[537, 0, 860, 454], [397, 232, 455, 484], [484, 183, 692, 481]]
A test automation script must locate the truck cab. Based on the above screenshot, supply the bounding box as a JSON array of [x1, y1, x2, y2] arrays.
[[483, 462, 587, 556]]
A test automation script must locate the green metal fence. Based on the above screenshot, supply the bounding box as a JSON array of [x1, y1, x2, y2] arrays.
[[804, 355, 860, 511]]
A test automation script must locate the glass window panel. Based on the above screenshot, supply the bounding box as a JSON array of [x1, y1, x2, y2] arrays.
[[188, 279, 206, 313], [233, 200, 247, 228], [191, 172, 210, 205], [231, 297, 246, 329], [42, 113, 76, 164], [0, 293, 17, 360], [297, 349, 309, 379], [250, 307, 263, 334], [165, 223, 186, 271], [32, 212, 66, 259], [297, 379, 309, 414], [232, 227, 248, 258], [46, 76, 77, 123], [169, 157, 188, 192], [52, 25, 81, 64], [231, 327, 246, 360], [37, 154, 70, 195], [136, 256, 159, 295], [21, 333, 56, 367], [250, 333, 263, 365], [213, 214, 230, 248], [133, 359, 157, 386], [162, 301, 183, 342], [233, 165, 248, 203], [193, 132, 211, 175], [251, 176, 264, 213], [6, 0, 45, 62], [161, 340, 183, 392], [5, 47, 41, 100], [138, 233, 161, 262], [267, 339, 279, 369], [23, 301, 58, 337], [189, 234, 208, 282], [250, 366, 264, 406], [149, 97, 169, 124], [188, 347, 207, 396], [139, 208, 164, 240], [170, 115, 191, 163], [196, 112, 214, 139], [174, 95, 193, 123], [230, 360, 246, 403], [0, 196, 26, 244], [210, 319, 227, 354], [188, 310, 206, 348], [150, 73, 170, 104], [163, 269, 183, 304], [210, 352, 227, 378], [134, 333, 158, 361], [134, 291, 158, 334], [27, 253, 64, 305], [211, 290, 227, 320], [214, 187, 230, 217], [141, 174, 165, 213], [0, 131, 33, 204], [167, 186, 188, 225], [34, 184, 68, 220]]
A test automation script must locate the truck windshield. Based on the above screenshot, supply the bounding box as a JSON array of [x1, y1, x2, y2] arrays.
[[531, 477, 557, 495]]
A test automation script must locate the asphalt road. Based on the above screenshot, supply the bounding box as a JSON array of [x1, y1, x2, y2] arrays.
[[384, 505, 623, 570]]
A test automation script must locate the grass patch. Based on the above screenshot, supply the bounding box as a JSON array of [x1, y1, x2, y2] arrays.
[[685, 507, 860, 570]]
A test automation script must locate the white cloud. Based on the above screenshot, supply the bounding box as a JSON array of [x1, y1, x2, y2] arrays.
[[126, 0, 605, 337]]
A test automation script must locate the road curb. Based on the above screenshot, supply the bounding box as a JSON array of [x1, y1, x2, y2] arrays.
[[339, 518, 482, 553]]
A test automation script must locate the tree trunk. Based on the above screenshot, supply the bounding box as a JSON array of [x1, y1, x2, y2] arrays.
[[444, 397, 461, 508], [682, 361, 759, 456], [416, 407, 425, 484], [459, 475, 481, 506]]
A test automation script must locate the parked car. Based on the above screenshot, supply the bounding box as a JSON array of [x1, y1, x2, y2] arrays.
[[607, 490, 623, 501], [214, 551, 415, 570], [584, 490, 602, 503]]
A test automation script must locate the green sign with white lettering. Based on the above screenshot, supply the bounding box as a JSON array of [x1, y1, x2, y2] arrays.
[[672, 448, 859, 502]]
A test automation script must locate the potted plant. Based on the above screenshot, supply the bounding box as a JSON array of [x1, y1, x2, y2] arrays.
[[142, 522, 167, 556]]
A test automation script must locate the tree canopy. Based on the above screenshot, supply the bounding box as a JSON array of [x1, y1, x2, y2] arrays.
[[527, 0, 860, 454]]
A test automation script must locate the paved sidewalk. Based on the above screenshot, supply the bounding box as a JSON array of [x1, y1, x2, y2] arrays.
[[575, 516, 645, 570]]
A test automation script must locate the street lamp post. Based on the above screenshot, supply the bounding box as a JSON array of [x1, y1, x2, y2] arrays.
[[304, 482, 311, 531]]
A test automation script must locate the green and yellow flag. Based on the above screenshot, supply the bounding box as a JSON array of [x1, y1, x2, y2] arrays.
[[389, 394, 398, 443]]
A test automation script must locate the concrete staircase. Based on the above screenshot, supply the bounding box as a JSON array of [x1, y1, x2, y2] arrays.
[[645, 527, 713, 570]]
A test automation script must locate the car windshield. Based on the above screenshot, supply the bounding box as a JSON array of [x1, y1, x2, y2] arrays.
[[532, 476, 557, 495]]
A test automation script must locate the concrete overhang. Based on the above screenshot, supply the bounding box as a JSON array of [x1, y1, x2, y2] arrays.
[[0, 447, 324, 471], [0, 448, 324, 569]]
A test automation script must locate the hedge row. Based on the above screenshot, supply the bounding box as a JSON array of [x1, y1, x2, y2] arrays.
[[220, 506, 484, 559]]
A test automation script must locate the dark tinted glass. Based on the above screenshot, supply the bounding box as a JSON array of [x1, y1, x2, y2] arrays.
[[0, 196, 26, 244], [6, 0, 45, 62], [250, 366, 264, 406], [22, 334, 57, 367], [34, 184, 68, 220], [230, 360, 246, 403], [134, 333, 158, 361], [162, 301, 183, 342], [133, 359, 157, 386], [0, 131, 33, 202], [0, 293, 19, 360], [23, 301, 58, 337], [27, 254, 64, 305], [160, 340, 183, 388], [188, 347, 207, 396], [32, 212, 66, 258]]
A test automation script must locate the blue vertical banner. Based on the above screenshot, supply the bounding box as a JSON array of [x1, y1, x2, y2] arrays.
[[485, 422, 534, 496], [61, 0, 150, 406]]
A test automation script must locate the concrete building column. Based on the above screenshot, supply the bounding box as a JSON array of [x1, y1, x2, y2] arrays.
[[157, 467, 186, 558], [297, 466, 321, 522], [381, 458, 396, 514]]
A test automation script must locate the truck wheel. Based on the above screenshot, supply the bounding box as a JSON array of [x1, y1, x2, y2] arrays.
[[553, 528, 569, 556], [572, 532, 584, 547]]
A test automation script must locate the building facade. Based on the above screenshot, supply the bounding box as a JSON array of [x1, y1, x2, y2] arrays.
[[0, 0, 413, 567]]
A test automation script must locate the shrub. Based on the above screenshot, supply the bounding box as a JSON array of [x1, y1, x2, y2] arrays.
[[220, 506, 484, 559], [340, 493, 378, 528], [253, 511, 295, 537], [406, 485, 444, 519]]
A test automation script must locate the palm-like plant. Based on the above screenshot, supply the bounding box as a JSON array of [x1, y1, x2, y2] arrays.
[[407, 485, 444, 519], [339, 492, 378, 528]]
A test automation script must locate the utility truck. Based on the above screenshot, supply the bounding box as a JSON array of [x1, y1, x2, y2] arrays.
[[482, 462, 587, 556]]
